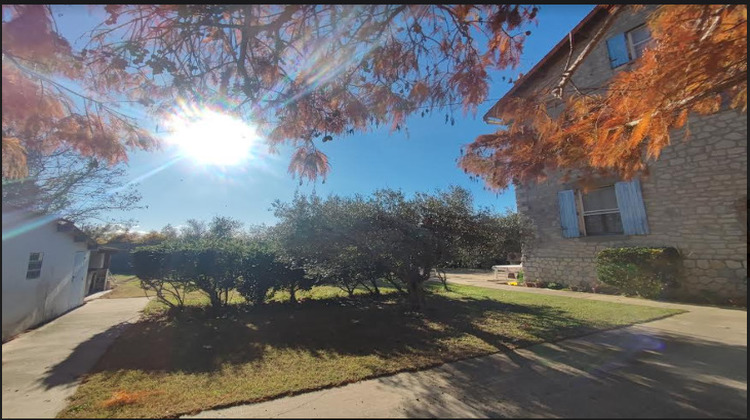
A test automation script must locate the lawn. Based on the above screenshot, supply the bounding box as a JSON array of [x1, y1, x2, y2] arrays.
[[103, 275, 150, 299], [60, 282, 683, 418]]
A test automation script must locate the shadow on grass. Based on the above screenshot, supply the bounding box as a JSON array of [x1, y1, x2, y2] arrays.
[[45, 288, 656, 384], [382, 330, 747, 418]]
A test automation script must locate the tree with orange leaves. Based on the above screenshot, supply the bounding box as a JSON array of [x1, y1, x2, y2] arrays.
[[3, 5, 746, 188], [459, 4, 747, 191], [2, 4, 536, 180], [2, 5, 158, 178]]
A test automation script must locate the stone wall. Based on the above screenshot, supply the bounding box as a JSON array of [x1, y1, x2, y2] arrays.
[[513, 6, 747, 301], [518, 110, 747, 301]]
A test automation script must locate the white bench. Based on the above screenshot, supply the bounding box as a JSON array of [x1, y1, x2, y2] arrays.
[[491, 264, 523, 281]]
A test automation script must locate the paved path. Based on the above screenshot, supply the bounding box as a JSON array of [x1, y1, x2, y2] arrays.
[[188, 276, 746, 418], [2, 297, 149, 418]]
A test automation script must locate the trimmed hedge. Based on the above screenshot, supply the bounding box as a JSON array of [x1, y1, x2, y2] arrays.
[[595, 247, 683, 299], [132, 239, 311, 309]]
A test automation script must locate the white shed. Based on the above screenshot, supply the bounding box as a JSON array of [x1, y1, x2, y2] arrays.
[[2, 210, 99, 342]]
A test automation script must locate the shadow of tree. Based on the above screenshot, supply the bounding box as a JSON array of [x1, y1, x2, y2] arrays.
[[380, 329, 747, 418], [48, 290, 621, 382], [41, 321, 133, 390]]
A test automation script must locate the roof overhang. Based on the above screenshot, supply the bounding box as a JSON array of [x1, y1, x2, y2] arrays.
[[483, 5, 612, 124]]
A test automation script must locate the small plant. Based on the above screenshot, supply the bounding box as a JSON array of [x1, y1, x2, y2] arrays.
[[546, 282, 563, 290], [516, 271, 524, 283], [595, 247, 683, 299]]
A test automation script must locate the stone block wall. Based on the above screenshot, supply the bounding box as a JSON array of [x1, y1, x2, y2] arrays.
[[518, 111, 747, 300], [512, 6, 747, 300]]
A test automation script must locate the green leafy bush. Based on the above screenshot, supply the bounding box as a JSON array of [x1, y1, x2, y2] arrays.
[[595, 247, 683, 299], [546, 282, 563, 290], [235, 244, 279, 305], [132, 244, 198, 310]]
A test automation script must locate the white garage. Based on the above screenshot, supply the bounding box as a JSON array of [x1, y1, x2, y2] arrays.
[[2, 209, 101, 342]]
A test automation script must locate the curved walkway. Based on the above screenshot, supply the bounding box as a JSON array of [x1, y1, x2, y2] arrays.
[[188, 277, 746, 418], [2, 297, 149, 418]]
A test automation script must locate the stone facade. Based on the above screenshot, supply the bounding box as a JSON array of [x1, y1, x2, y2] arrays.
[[509, 6, 748, 301]]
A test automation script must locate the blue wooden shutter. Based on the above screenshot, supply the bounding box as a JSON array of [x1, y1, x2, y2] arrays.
[[615, 180, 650, 235], [558, 190, 580, 238], [606, 33, 630, 68]]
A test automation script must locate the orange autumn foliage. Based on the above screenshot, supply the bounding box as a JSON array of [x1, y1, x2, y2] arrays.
[[3, 5, 537, 180], [460, 5, 747, 191], [2, 5, 158, 179]]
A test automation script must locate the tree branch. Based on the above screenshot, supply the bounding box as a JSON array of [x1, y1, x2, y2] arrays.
[[552, 5, 623, 99]]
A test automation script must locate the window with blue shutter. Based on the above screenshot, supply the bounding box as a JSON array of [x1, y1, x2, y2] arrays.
[[614, 179, 650, 235], [558, 190, 580, 238], [608, 26, 653, 69], [606, 34, 630, 68]]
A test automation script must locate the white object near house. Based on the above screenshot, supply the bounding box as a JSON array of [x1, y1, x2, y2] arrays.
[[1, 209, 113, 342], [492, 264, 523, 281]]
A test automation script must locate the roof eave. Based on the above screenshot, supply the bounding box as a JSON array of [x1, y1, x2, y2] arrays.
[[482, 4, 611, 123]]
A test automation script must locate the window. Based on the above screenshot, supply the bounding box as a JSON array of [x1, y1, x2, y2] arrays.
[[626, 25, 652, 60], [26, 252, 43, 279], [606, 25, 652, 68], [579, 186, 624, 236], [558, 179, 650, 238]]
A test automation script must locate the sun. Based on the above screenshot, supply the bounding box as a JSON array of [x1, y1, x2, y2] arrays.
[[164, 107, 261, 166]]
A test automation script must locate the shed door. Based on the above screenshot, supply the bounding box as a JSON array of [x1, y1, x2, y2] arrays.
[[72, 251, 88, 283]]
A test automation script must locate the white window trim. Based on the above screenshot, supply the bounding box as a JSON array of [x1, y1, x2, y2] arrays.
[[626, 25, 651, 61]]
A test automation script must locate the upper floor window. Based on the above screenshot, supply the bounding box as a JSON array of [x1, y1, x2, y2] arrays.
[[26, 252, 43, 279], [606, 25, 652, 68]]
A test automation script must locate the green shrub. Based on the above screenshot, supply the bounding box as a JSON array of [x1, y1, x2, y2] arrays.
[[546, 282, 563, 290], [595, 247, 683, 299], [236, 244, 284, 305], [516, 271, 524, 283], [132, 244, 198, 310]]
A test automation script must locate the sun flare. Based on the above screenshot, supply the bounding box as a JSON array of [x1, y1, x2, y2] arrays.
[[164, 106, 260, 166]]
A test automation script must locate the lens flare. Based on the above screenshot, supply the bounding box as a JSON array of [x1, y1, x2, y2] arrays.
[[164, 104, 261, 166]]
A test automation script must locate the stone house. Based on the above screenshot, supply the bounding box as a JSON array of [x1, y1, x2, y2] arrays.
[[483, 5, 747, 301]]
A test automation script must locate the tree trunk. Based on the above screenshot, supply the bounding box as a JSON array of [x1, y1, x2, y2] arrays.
[[289, 285, 297, 304], [384, 273, 405, 294], [406, 276, 425, 311], [436, 269, 449, 291], [369, 278, 381, 296]]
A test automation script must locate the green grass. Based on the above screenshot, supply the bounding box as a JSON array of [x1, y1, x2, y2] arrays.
[[60, 282, 683, 418], [103, 275, 150, 299]]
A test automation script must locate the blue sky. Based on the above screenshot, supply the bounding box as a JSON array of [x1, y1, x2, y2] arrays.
[[52, 5, 594, 232]]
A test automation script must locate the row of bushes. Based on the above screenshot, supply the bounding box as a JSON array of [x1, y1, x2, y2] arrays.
[[130, 187, 536, 312], [132, 239, 313, 311]]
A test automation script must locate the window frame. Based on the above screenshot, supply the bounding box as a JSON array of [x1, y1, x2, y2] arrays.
[[608, 24, 653, 69], [625, 24, 652, 61], [26, 252, 44, 280], [576, 185, 624, 237]]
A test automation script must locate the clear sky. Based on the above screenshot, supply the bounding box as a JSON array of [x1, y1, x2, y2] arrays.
[[52, 5, 594, 232]]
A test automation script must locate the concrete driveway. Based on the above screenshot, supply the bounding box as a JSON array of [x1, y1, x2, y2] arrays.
[[2, 297, 149, 418], [188, 280, 746, 418]]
